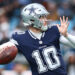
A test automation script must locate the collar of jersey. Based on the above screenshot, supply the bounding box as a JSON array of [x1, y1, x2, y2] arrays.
[[28, 30, 45, 40]]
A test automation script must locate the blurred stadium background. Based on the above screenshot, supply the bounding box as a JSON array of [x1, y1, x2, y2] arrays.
[[0, 0, 75, 75]]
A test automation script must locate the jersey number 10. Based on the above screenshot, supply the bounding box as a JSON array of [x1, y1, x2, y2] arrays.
[[32, 46, 60, 74]]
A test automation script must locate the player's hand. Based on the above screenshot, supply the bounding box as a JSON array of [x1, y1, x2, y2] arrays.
[[57, 16, 69, 37]]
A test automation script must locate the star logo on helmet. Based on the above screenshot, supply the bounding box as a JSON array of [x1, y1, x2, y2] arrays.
[[25, 6, 37, 15]]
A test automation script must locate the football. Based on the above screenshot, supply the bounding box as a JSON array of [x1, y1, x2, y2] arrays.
[[0, 46, 18, 64]]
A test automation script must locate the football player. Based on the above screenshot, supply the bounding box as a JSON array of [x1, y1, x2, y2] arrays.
[[0, 3, 75, 75]]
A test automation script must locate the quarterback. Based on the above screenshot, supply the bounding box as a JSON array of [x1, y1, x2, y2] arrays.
[[0, 3, 75, 75]]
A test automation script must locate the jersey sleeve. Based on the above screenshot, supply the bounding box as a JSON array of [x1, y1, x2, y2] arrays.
[[10, 32, 21, 51]]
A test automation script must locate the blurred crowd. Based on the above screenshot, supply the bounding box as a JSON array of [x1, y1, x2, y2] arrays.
[[0, 0, 75, 75]]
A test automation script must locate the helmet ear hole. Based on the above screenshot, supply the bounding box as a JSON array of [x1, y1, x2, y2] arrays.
[[39, 9, 41, 11], [30, 19, 35, 22]]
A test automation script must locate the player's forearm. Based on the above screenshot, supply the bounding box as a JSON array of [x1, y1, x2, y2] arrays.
[[66, 33, 75, 46], [60, 35, 75, 48]]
